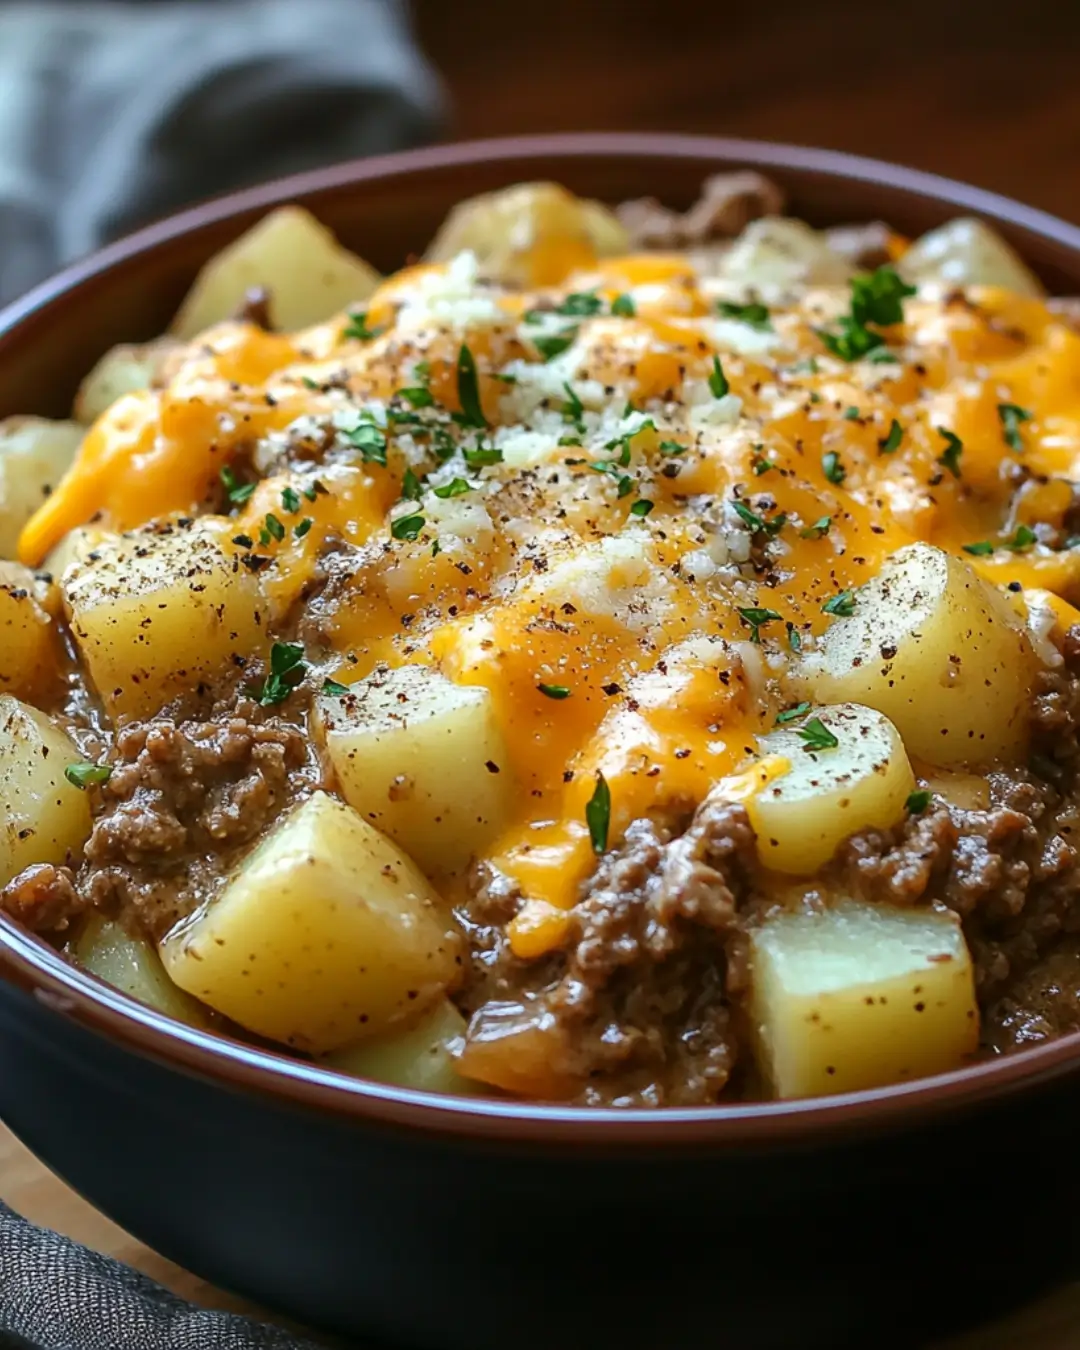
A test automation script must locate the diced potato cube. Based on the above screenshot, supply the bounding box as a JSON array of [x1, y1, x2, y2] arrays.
[[717, 218, 854, 300], [0, 562, 58, 699], [749, 901, 979, 1098], [748, 704, 915, 875], [72, 914, 212, 1029], [324, 998, 480, 1095], [63, 519, 267, 718], [898, 218, 1044, 296], [160, 792, 460, 1054], [0, 696, 92, 886], [74, 340, 177, 425], [313, 665, 511, 875], [172, 206, 381, 339], [795, 543, 1039, 767], [42, 525, 114, 587], [0, 417, 83, 559]]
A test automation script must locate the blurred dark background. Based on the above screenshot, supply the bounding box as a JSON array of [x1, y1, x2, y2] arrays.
[[414, 0, 1080, 221]]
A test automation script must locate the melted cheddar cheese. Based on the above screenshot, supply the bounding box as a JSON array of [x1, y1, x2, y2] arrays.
[[22, 244, 1080, 958]]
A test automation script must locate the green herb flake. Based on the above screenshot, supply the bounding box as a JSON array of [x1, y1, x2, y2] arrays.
[[822, 589, 856, 617], [463, 443, 504, 468], [708, 355, 730, 399], [878, 419, 904, 454], [343, 419, 388, 466], [752, 455, 775, 476], [659, 440, 687, 456], [401, 468, 423, 501], [717, 300, 772, 331], [630, 498, 654, 518], [822, 451, 846, 485], [455, 344, 487, 428], [534, 330, 578, 362], [301, 376, 320, 391], [562, 381, 585, 430], [322, 679, 349, 697], [796, 717, 840, 752], [294, 517, 313, 539], [64, 762, 111, 789], [585, 771, 612, 855], [906, 789, 933, 815], [737, 606, 783, 643], [263, 513, 285, 543], [433, 478, 471, 499], [558, 435, 581, 447], [611, 293, 636, 317], [799, 515, 832, 540], [775, 702, 811, 725], [557, 292, 602, 317], [962, 539, 995, 556], [537, 682, 571, 699], [398, 386, 435, 409], [1006, 523, 1038, 553], [281, 486, 301, 514], [391, 513, 425, 542], [259, 642, 307, 707], [219, 466, 255, 506], [786, 622, 802, 653], [343, 311, 379, 342], [936, 427, 963, 479], [998, 402, 1033, 453], [851, 265, 917, 328]]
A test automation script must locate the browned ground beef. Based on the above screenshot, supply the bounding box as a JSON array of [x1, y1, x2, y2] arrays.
[[1, 703, 316, 944]]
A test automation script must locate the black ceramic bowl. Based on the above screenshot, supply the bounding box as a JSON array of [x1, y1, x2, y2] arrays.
[[3, 135, 1080, 1350]]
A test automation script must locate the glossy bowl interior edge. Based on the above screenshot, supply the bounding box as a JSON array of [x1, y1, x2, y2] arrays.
[[3, 134, 1080, 1152]]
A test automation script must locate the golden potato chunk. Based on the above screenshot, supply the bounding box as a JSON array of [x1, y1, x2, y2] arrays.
[[160, 792, 460, 1054], [0, 417, 83, 559], [74, 340, 177, 425], [795, 543, 1039, 767], [313, 665, 511, 875], [0, 696, 92, 886], [73, 914, 212, 1029], [172, 206, 381, 339], [0, 562, 58, 699], [748, 704, 915, 875], [749, 901, 978, 1098], [63, 520, 267, 718], [324, 998, 479, 1095], [898, 217, 1044, 296]]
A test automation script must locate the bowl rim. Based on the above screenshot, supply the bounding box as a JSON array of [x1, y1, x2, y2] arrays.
[[5, 130, 1080, 1147]]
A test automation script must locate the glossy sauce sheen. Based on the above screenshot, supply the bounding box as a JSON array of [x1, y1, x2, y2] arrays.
[[20, 247, 1080, 968]]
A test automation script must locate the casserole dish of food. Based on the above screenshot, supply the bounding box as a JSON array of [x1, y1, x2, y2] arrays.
[[2, 134, 1080, 1348]]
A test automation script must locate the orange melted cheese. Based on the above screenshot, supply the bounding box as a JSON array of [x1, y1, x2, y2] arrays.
[[23, 246, 1080, 957]]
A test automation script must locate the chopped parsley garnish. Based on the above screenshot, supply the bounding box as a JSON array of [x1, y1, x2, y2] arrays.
[[731, 500, 785, 536], [630, 498, 654, 517], [562, 381, 585, 431], [1006, 523, 1037, 553], [998, 402, 1032, 453], [343, 310, 379, 341], [936, 427, 963, 478], [322, 679, 349, 697], [708, 355, 730, 398], [64, 762, 111, 789], [611, 293, 636, 317], [752, 455, 775, 475], [799, 515, 832, 539], [300, 376, 320, 391], [302, 482, 325, 502], [585, 771, 611, 855], [391, 513, 425, 541], [219, 466, 255, 506], [259, 642, 306, 707], [822, 451, 846, 485], [717, 300, 772, 331], [737, 606, 783, 643], [534, 331, 578, 362], [822, 589, 856, 617], [906, 789, 933, 815], [398, 386, 435, 409], [878, 419, 904, 454], [775, 702, 811, 725], [659, 440, 687, 455], [961, 539, 995, 556], [343, 419, 388, 466], [796, 717, 839, 752], [463, 443, 504, 468], [817, 264, 915, 362], [557, 291, 603, 317], [401, 468, 423, 500], [433, 478, 471, 499], [281, 486, 301, 513], [843, 406, 861, 420], [431, 539, 442, 557], [868, 349, 900, 365], [537, 682, 571, 699], [262, 513, 285, 543], [786, 622, 802, 653], [294, 518, 313, 539], [558, 434, 581, 447], [818, 320, 885, 362], [455, 344, 487, 427]]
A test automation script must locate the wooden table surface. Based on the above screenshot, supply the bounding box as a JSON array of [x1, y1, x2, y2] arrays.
[[5, 3, 1080, 1346]]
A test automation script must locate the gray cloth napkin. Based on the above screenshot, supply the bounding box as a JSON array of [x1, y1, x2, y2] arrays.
[[0, 0, 444, 304]]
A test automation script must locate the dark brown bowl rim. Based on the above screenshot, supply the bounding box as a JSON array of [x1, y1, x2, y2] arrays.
[[5, 131, 1080, 1148]]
